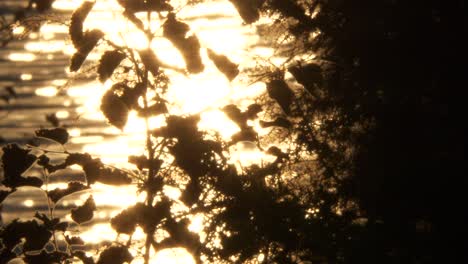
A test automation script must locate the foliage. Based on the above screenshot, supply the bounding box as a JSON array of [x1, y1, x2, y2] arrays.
[[1, 0, 464, 263]]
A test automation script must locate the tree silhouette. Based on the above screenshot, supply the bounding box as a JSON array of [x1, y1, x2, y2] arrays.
[[1, 0, 466, 263]]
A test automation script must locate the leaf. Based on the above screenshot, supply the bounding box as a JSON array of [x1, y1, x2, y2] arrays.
[[207, 49, 239, 81], [100, 89, 129, 130], [230, 127, 257, 145], [146, 0, 174, 12], [122, 10, 144, 31], [137, 102, 168, 117], [47, 181, 89, 203], [244, 103, 262, 119], [259, 117, 291, 128], [138, 49, 161, 76], [0, 190, 13, 203], [35, 127, 69, 145], [163, 13, 204, 73], [0, 219, 52, 251], [157, 218, 200, 254], [229, 0, 265, 24], [222, 103, 261, 129], [110, 207, 138, 235], [108, 82, 144, 110], [288, 63, 323, 92], [266, 146, 288, 160], [24, 250, 68, 263], [1, 144, 42, 189], [73, 251, 95, 264], [97, 167, 132, 185], [65, 235, 85, 245], [266, 78, 294, 115], [70, 29, 105, 72], [98, 50, 126, 82], [69, 1, 95, 48], [97, 245, 133, 264], [128, 155, 163, 171], [34, 212, 69, 232], [71, 195, 96, 224]]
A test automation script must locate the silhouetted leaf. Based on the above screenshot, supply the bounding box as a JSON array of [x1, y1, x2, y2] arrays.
[[0, 190, 13, 203], [97, 167, 132, 185], [117, 0, 173, 12], [70, 29, 104, 72], [98, 50, 126, 82], [1, 144, 42, 188], [163, 13, 204, 73], [137, 102, 168, 117], [100, 89, 129, 130], [222, 104, 245, 128], [259, 117, 291, 128], [138, 49, 161, 76], [71, 195, 96, 224], [207, 49, 239, 81], [0, 219, 52, 251], [47, 181, 89, 203], [244, 103, 262, 119], [222, 104, 261, 129], [35, 127, 69, 144], [180, 180, 201, 206], [110, 207, 138, 235], [45, 113, 60, 127], [158, 218, 200, 254], [73, 251, 95, 264], [266, 78, 293, 115], [128, 155, 163, 171], [229, 0, 265, 24], [24, 250, 68, 263], [231, 126, 257, 145], [146, 0, 174, 12], [70, 1, 95, 48], [34, 212, 69, 232], [266, 146, 288, 160], [288, 63, 323, 92], [65, 235, 85, 245], [122, 10, 144, 30], [97, 245, 133, 264]]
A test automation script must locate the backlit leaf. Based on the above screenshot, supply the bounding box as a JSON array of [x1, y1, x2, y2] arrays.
[[97, 167, 132, 185], [207, 48, 239, 81], [100, 89, 129, 130], [35, 127, 69, 145], [69, 1, 95, 48], [163, 13, 204, 73], [288, 63, 323, 92], [24, 250, 68, 263], [97, 245, 133, 264], [259, 117, 291, 128], [266, 78, 294, 115], [229, 0, 265, 24], [71, 195, 96, 224], [98, 50, 126, 83], [0, 219, 52, 251], [70, 29, 104, 72], [47, 181, 89, 203], [138, 49, 161, 76], [1, 144, 42, 188]]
